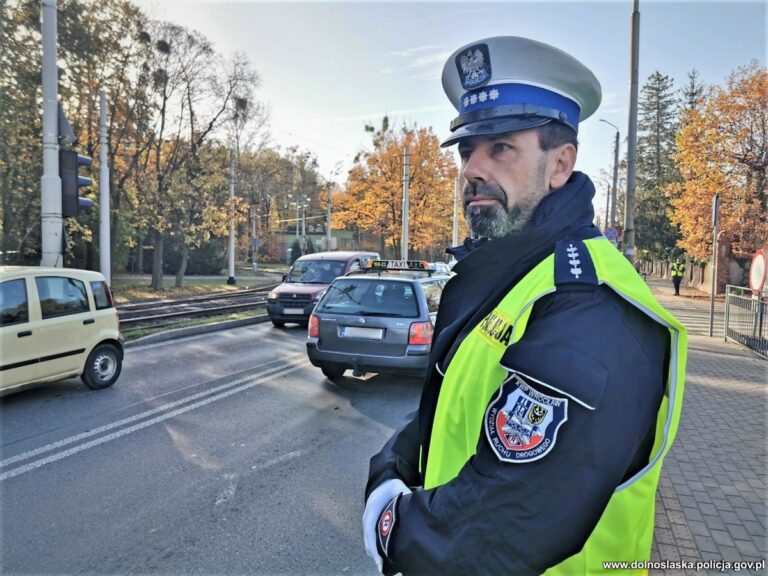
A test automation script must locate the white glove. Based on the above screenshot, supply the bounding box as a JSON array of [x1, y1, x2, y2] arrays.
[[363, 478, 411, 573]]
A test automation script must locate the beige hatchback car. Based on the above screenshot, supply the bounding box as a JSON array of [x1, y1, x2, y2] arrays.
[[0, 266, 124, 395]]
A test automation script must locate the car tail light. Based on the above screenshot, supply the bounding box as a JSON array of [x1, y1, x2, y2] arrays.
[[308, 314, 320, 338], [408, 321, 433, 346]]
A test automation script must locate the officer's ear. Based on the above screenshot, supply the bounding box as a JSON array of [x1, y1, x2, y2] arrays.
[[546, 143, 577, 191]]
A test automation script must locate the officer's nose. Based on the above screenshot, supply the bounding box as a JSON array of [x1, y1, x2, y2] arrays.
[[461, 147, 490, 183]]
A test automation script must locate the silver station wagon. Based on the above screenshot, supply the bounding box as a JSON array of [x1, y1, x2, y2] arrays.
[[305, 260, 451, 381]]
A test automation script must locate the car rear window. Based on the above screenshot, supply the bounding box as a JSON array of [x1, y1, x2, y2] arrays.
[[35, 276, 89, 319], [90, 281, 114, 310], [317, 279, 419, 318], [286, 260, 346, 284], [0, 279, 29, 326]]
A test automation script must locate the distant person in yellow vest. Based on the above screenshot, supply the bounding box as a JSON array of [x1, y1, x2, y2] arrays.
[[362, 36, 687, 575], [671, 257, 686, 296]]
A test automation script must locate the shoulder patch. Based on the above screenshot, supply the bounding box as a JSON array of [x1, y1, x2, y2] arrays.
[[554, 239, 597, 286], [484, 373, 568, 463]]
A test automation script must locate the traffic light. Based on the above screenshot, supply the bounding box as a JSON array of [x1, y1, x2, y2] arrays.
[[59, 149, 93, 217]]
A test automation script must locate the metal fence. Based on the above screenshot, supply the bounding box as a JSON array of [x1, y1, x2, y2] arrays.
[[724, 285, 767, 358]]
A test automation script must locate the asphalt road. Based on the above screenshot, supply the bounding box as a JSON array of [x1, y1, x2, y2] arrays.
[[0, 323, 423, 575]]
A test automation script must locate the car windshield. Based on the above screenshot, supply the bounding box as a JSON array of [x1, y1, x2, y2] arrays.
[[317, 279, 419, 318], [286, 260, 346, 284]]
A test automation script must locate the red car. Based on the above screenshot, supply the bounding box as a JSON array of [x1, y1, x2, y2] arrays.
[[266, 251, 379, 327]]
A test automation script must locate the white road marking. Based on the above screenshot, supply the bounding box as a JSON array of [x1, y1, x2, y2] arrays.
[[1, 354, 304, 469], [251, 450, 303, 472], [0, 362, 307, 481], [215, 473, 239, 505]]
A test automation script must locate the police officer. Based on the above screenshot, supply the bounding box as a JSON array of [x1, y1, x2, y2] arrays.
[[671, 257, 686, 295], [362, 37, 688, 575]]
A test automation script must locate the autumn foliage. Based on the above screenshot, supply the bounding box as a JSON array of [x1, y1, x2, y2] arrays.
[[667, 62, 767, 261], [334, 127, 459, 256]]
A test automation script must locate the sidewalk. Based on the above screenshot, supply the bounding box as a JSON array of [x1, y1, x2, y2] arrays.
[[646, 278, 767, 575]]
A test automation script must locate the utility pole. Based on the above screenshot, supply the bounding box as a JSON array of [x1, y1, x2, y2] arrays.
[[623, 0, 640, 263], [98, 90, 111, 284], [599, 119, 620, 229], [610, 129, 619, 227], [709, 194, 720, 337], [301, 196, 307, 251], [294, 200, 300, 240], [604, 187, 610, 231], [326, 185, 332, 250], [40, 0, 62, 267], [452, 175, 460, 248], [401, 147, 410, 260], [227, 149, 236, 285], [251, 205, 259, 273]]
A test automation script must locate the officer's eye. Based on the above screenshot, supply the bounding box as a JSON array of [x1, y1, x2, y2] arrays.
[[491, 142, 513, 155], [458, 147, 473, 161]]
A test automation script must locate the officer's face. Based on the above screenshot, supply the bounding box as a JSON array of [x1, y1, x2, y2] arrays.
[[458, 129, 558, 238]]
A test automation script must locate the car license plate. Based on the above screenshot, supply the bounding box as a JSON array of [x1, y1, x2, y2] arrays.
[[283, 308, 304, 315], [341, 326, 384, 340]]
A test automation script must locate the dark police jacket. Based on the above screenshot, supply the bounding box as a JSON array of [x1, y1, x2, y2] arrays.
[[366, 172, 670, 575]]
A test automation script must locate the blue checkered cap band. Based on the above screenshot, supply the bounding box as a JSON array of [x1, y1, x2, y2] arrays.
[[441, 36, 601, 145]]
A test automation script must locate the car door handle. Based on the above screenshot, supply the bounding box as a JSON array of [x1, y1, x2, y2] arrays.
[[83, 319, 95, 325], [17, 330, 32, 338]]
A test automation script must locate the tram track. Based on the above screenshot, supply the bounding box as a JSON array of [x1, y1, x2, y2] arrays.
[[118, 284, 279, 332]]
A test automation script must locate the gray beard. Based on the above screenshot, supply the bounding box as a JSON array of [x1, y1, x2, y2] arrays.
[[465, 203, 531, 238], [464, 157, 548, 239]]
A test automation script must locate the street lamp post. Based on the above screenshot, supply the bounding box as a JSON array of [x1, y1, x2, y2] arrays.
[[599, 119, 620, 229], [227, 148, 236, 285]]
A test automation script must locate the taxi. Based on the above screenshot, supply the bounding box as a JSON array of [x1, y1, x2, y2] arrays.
[[305, 260, 450, 381], [0, 266, 124, 395]]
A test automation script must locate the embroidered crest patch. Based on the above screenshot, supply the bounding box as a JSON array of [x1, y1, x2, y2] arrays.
[[456, 43, 492, 90], [377, 493, 401, 558], [485, 373, 568, 463]]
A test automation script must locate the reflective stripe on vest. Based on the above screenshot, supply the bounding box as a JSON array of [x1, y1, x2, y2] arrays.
[[424, 237, 687, 574]]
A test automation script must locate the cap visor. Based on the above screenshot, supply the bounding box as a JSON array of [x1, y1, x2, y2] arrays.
[[440, 117, 554, 148]]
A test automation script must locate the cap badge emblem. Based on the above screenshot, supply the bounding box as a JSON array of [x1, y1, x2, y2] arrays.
[[456, 43, 491, 90]]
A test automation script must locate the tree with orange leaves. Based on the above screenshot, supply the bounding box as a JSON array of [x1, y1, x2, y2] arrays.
[[667, 62, 767, 261], [334, 123, 459, 258]]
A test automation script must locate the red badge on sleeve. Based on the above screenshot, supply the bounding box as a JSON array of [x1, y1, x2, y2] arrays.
[[376, 493, 401, 559]]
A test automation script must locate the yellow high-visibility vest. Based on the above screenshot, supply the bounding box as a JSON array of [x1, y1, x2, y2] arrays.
[[424, 237, 687, 575]]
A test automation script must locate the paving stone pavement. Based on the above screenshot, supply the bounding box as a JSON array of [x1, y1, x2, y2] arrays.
[[646, 279, 767, 576]]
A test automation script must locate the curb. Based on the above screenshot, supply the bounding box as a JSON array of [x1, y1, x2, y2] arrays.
[[125, 315, 271, 348]]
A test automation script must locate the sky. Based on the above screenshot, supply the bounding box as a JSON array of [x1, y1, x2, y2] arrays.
[[132, 0, 766, 222]]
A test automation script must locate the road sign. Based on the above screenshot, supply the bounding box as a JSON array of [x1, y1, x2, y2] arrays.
[[604, 226, 619, 242], [748, 249, 766, 293]]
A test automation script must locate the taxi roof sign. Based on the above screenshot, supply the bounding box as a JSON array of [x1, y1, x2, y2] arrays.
[[366, 260, 432, 271]]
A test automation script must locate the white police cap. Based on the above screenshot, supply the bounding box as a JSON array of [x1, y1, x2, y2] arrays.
[[441, 36, 601, 147]]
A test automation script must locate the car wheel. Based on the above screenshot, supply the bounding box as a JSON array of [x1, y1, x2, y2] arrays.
[[81, 343, 122, 390], [272, 320, 285, 328], [321, 364, 346, 380]]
